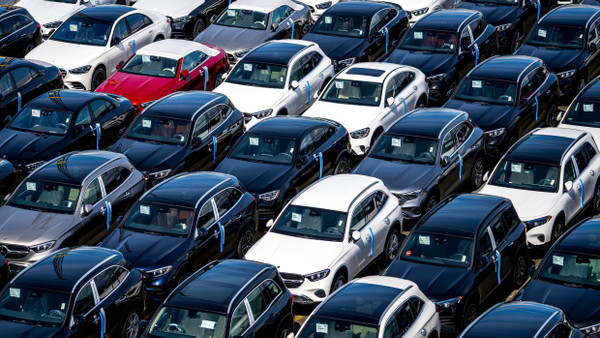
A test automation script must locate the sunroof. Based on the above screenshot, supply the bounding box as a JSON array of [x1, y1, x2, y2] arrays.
[[346, 68, 386, 77]]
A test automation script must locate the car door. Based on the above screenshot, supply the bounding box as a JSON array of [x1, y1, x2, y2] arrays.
[[348, 193, 386, 272], [8, 66, 36, 106], [475, 228, 498, 304], [242, 281, 277, 337], [89, 98, 121, 146], [488, 215, 513, 285], [71, 281, 100, 337], [270, 5, 295, 39], [468, 16, 495, 59], [100, 166, 136, 221], [106, 18, 133, 76], [188, 110, 212, 172], [587, 19, 600, 79], [303, 52, 326, 108], [179, 50, 205, 91], [297, 53, 319, 113], [454, 121, 477, 185], [292, 131, 320, 192], [125, 13, 154, 52], [63, 105, 97, 153], [562, 156, 580, 221], [456, 25, 475, 79], [438, 126, 461, 196], [189, 199, 221, 270], [212, 187, 245, 255], [573, 142, 597, 208], [78, 176, 108, 245], [0, 72, 17, 119], [367, 9, 396, 61], [382, 72, 402, 124], [517, 70, 538, 136], [382, 300, 416, 337], [92, 265, 132, 337], [309, 126, 336, 176]]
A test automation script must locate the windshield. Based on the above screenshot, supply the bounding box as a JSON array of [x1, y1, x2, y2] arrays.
[[148, 306, 226, 338], [400, 30, 457, 53], [401, 231, 473, 268], [370, 134, 438, 165], [121, 54, 181, 78], [454, 78, 517, 105], [465, 0, 519, 4], [9, 107, 73, 135], [0, 286, 70, 326], [491, 160, 559, 192], [126, 115, 191, 146], [51, 17, 111, 46], [563, 101, 600, 128], [312, 13, 369, 38], [215, 8, 268, 30], [526, 24, 585, 49], [538, 251, 600, 290], [123, 203, 194, 237], [273, 205, 347, 241], [227, 62, 288, 89], [231, 134, 296, 165], [321, 79, 382, 106], [298, 317, 377, 338], [10, 180, 80, 214]]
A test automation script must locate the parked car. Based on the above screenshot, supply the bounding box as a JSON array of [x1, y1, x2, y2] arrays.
[[303, 62, 429, 156], [559, 75, 600, 147], [304, 1, 409, 70], [0, 254, 8, 290], [0, 247, 145, 337], [520, 217, 600, 336], [444, 55, 560, 158], [299, 0, 338, 19], [386, 9, 498, 105], [246, 174, 402, 304], [0, 150, 145, 274], [0, 5, 42, 57], [0, 160, 17, 197], [514, 5, 600, 97], [214, 39, 334, 129], [459, 301, 583, 338], [96, 39, 229, 113], [194, 0, 312, 65], [480, 128, 600, 247], [140, 259, 294, 338], [353, 109, 486, 220], [108, 91, 244, 183], [26, 5, 172, 91], [295, 276, 441, 338], [394, 0, 457, 25], [101, 172, 258, 302], [384, 193, 529, 332], [0, 90, 134, 177], [215, 116, 351, 222], [134, 0, 229, 39]]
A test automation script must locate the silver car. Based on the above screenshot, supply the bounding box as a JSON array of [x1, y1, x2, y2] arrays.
[[0, 151, 145, 274], [194, 0, 312, 64]]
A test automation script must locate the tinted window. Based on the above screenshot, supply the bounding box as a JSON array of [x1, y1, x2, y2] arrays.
[[583, 142, 597, 164], [289, 60, 303, 83], [301, 54, 316, 76], [125, 14, 150, 34], [198, 200, 215, 229], [455, 122, 473, 147], [441, 131, 456, 157], [208, 106, 221, 130], [0, 16, 21, 36], [478, 231, 493, 257], [247, 286, 268, 321], [547, 324, 571, 338], [385, 75, 400, 101], [574, 147, 590, 172], [93, 266, 128, 300], [395, 301, 416, 335], [460, 27, 471, 49], [564, 158, 577, 183], [75, 106, 92, 126], [264, 280, 282, 302], [272, 5, 293, 24], [408, 297, 424, 315], [213, 188, 241, 217], [230, 302, 250, 336], [469, 18, 486, 39], [299, 133, 315, 156], [181, 50, 208, 72], [89, 99, 115, 120], [310, 127, 328, 149], [112, 19, 130, 41], [11, 67, 33, 88], [502, 206, 520, 231], [530, 67, 545, 91], [101, 167, 130, 195], [73, 282, 95, 316], [192, 113, 209, 139], [350, 194, 378, 231], [0, 73, 14, 96], [489, 217, 507, 245], [82, 178, 102, 206]]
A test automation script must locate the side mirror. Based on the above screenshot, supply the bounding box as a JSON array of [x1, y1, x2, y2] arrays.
[[478, 255, 489, 268], [564, 180, 573, 192], [180, 69, 189, 80], [590, 42, 598, 53], [290, 80, 299, 90], [286, 333, 295, 338], [459, 48, 471, 60], [192, 136, 201, 148], [441, 155, 451, 167], [271, 22, 279, 32], [482, 171, 490, 182], [73, 314, 85, 327], [220, 72, 227, 81], [2, 194, 9, 203], [139, 320, 148, 331], [82, 204, 93, 216], [210, 15, 217, 23], [351, 230, 361, 242], [386, 97, 395, 107], [111, 36, 121, 46], [196, 227, 208, 240], [116, 61, 124, 70], [72, 124, 84, 136], [299, 155, 309, 165], [223, 145, 232, 154], [266, 219, 274, 228], [115, 215, 123, 224], [446, 88, 455, 98], [118, 127, 126, 137], [519, 96, 530, 109], [3, 114, 12, 125]]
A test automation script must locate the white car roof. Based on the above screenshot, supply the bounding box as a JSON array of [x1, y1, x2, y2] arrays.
[[337, 62, 411, 83], [231, 0, 304, 13], [353, 276, 418, 291], [137, 40, 220, 60], [292, 174, 382, 212], [534, 127, 586, 140]]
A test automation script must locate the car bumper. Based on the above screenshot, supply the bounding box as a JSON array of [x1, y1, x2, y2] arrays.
[[484, 134, 509, 158], [171, 22, 191, 39], [256, 198, 278, 221], [60, 70, 92, 91], [349, 137, 370, 156], [524, 217, 555, 246], [280, 271, 334, 304]]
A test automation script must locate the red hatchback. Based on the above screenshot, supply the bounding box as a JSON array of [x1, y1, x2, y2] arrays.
[[96, 39, 229, 113]]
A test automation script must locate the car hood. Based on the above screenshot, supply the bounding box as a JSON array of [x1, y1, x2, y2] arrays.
[[26, 40, 104, 70], [386, 49, 455, 76], [214, 82, 282, 113], [522, 279, 600, 328], [109, 138, 186, 172], [0, 129, 65, 165], [458, 2, 520, 25], [0, 321, 61, 338], [134, 0, 202, 18], [195, 25, 267, 53], [216, 158, 292, 193], [303, 33, 366, 61], [0, 206, 75, 246], [444, 99, 513, 131], [353, 157, 438, 193], [245, 232, 344, 275], [384, 259, 472, 302], [18, 0, 80, 25], [96, 72, 177, 105], [515, 44, 584, 73], [480, 184, 559, 220], [303, 101, 380, 134]]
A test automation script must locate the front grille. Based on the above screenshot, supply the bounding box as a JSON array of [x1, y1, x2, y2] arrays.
[[0, 243, 29, 259], [68, 82, 86, 90], [280, 272, 304, 288], [59, 68, 66, 77], [440, 316, 456, 330], [171, 31, 186, 39]]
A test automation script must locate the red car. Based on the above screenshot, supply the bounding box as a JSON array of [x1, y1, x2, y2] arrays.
[[96, 39, 229, 113]]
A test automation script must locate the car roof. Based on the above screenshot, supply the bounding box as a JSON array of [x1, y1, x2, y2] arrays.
[[76, 5, 135, 23], [167, 260, 272, 314], [388, 109, 465, 139], [556, 217, 600, 256], [415, 9, 477, 31], [145, 91, 225, 120], [419, 194, 508, 238], [543, 5, 600, 28], [0, 57, 47, 75], [506, 128, 583, 166], [326, 1, 392, 16], [0, 5, 28, 16], [230, 0, 302, 12], [578, 77, 600, 102], [12, 247, 122, 293], [137, 40, 219, 61], [337, 62, 407, 82], [292, 174, 381, 212], [470, 56, 540, 82], [27, 90, 109, 112], [32, 151, 122, 186], [244, 40, 310, 67], [143, 172, 234, 208], [249, 116, 334, 138]]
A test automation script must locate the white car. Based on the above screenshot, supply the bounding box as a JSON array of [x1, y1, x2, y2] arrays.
[[244, 174, 402, 304], [214, 39, 335, 129], [17, 0, 130, 38], [480, 127, 600, 247], [303, 62, 428, 155], [293, 276, 441, 338], [389, 0, 458, 24], [299, 0, 338, 19], [26, 5, 172, 91]]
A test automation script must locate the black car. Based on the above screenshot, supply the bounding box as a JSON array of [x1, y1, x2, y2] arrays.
[[384, 193, 529, 332], [140, 259, 294, 338], [444, 55, 560, 158], [167, 0, 230, 39], [515, 5, 600, 97], [0, 254, 8, 289], [353, 109, 486, 220], [386, 9, 498, 105], [303, 1, 409, 70], [0, 159, 17, 196], [460, 301, 582, 338], [0, 246, 146, 338], [520, 217, 600, 335], [215, 116, 350, 222], [0, 90, 134, 177], [108, 91, 244, 183], [560, 74, 600, 137], [0, 57, 63, 123], [0, 5, 41, 57], [101, 172, 258, 302]]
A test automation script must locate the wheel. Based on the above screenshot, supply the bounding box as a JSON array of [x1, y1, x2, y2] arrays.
[[551, 216, 564, 243], [384, 227, 401, 264], [91, 67, 106, 91], [416, 96, 427, 109], [513, 255, 527, 288], [593, 181, 600, 214], [334, 155, 350, 174], [546, 101, 560, 127], [176, 269, 191, 285], [192, 17, 206, 38], [446, 78, 458, 99], [275, 317, 293, 338], [511, 30, 521, 52], [330, 271, 346, 293], [237, 226, 255, 258], [461, 297, 478, 329], [154, 35, 164, 42], [470, 157, 485, 190], [369, 129, 382, 150], [425, 194, 438, 213], [24, 42, 35, 56], [121, 307, 141, 338]]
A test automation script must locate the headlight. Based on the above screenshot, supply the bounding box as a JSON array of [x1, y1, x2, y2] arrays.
[[173, 15, 192, 23], [558, 69, 576, 79], [140, 100, 156, 109], [149, 169, 172, 180], [410, 7, 429, 16], [146, 265, 172, 278], [25, 161, 45, 171], [524, 216, 552, 229], [43, 21, 62, 29], [259, 190, 279, 202], [30, 241, 55, 253], [427, 73, 446, 82], [235, 49, 250, 58], [304, 269, 330, 282], [436, 298, 461, 311], [315, 1, 332, 9], [350, 128, 370, 139], [485, 128, 505, 138], [495, 23, 512, 32], [338, 57, 356, 68], [394, 190, 424, 204], [582, 323, 600, 336], [251, 109, 273, 119], [69, 65, 92, 74]]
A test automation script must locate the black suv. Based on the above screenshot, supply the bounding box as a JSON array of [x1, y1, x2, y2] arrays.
[[0, 5, 41, 57]]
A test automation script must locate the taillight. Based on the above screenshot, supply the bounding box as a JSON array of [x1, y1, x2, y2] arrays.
[[142, 173, 148, 181], [36, 23, 40, 29]]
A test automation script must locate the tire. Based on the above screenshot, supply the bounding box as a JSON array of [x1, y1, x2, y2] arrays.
[[461, 296, 478, 329], [470, 157, 485, 190], [513, 254, 527, 288], [154, 35, 164, 42], [370, 129, 382, 150], [121, 307, 141, 338], [593, 180, 600, 214], [24, 42, 35, 56], [237, 226, 255, 258], [446, 78, 458, 99], [192, 17, 206, 38], [425, 193, 438, 213], [511, 30, 521, 53], [91, 67, 106, 91], [334, 155, 350, 174], [551, 215, 565, 243], [507, 134, 518, 149], [176, 269, 191, 285], [330, 271, 346, 293], [416, 96, 427, 109], [546, 101, 560, 127], [384, 227, 401, 264], [275, 316, 293, 338]]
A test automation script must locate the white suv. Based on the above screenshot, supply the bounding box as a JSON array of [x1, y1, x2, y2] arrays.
[[244, 174, 402, 304]]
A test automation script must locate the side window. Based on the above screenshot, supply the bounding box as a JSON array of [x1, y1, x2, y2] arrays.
[[82, 178, 103, 206], [197, 200, 215, 229], [385, 75, 400, 101], [208, 106, 222, 130], [192, 113, 209, 139], [10, 67, 33, 88], [454, 122, 473, 146], [213, 188, 234, 217], [89, 99, 115, 120], [520, 73, 534, 99], [263, 280, 282, 302], [351, 194, 378, 231], [395, 301, 416, 336], [272, 5, 293, 24], [478, 230, 493, 257], [583, 142, 597, 163], [460, 27, 471, 50], [230, 302, 250, 337], [489, 217, 508, 246], [112, 19, 130, 42], [289, 60, 303, 84], [310, 126, 328, 149], [546, 324, 572, 338], [75, 105, 92, 126], [362, 195, 378, 224], [441, 130, 456, 157], [125, 14, 150, 35], [246, 285, 269, 321], [370, 9, 390, 32], [311, 52, 323, 68], [469, 18, 486, 39], [18, 15, 32, 27], [574, 147, 590, 172], [220, 105, 233, 120], [383, 315, 401, 338], [408, 297, 424, 315], [0, 16, 21, 36], [301, 54, 316, 76], [93, 266, 128, 300], [564, 158, 577, 183], [299, 133, 315, 156], [101, 167, 129, 195], [73, 282, 95, 316], [374, 191, 388, 209], [589, 22, 600, 46], [530, 68, 545, 92], [181, 51, 203, 73], [502, 206, 520, 232], [350, 204, 366, 231], [0, 73, 15, 96]]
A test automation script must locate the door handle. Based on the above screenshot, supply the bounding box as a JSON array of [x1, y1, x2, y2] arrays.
[[412, 85, 417, 90], [149, 30, 153, 33], [92, 314, 99, 325], [123, 191, 131, 198], [507, 241, 514, 248], [591, 169, 595, 176], [100, 206, 106, 215], [421, 328, 427, 336]]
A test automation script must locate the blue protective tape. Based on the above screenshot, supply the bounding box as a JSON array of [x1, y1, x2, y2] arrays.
[[580, 178, 584, 208], [95, 124, 101, 150], [535, 96, 538, 122], [458, 154, 463, 182], [306, 81, 310, 105], [384, 27, 389, 54], [17, 92, 21, 111], [495, 251, 501, 285], [105, 201, 111, 231], [537, 0, 540, 22], [289, 18, 294, 39], [212, 136, 217, 163], [100, 310, 105, 337], [203, 66, 209, 90], [318, 152, 323, 179], [474, 44, 479, 66], [402, 97, 406, 115], [218, 221, 224, 252], [132, 40, 136, 54], [369, 227, 374, 257]]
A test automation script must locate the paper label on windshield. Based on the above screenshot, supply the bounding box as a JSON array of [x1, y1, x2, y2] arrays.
[[142, 55, 151, 63], [201, 320, 216, 329], [249, 136, 259, 146], [142, 119, 151, 128], [9, 288, 19, 298], [243, 63, 253, 71], [418, 235, 430, 245], [227, 9, 235, 17], [140, 205, 150, 215], [584, 103, 594, 112], [316, 323, 328, 334], [391, 137, 402, 147], [335, 80, 344, 89], [60, 303, 65, 310], [553, 255, 564, 266], [414, 31, 423, 40], [324, 16, 332, 24], [26, 182, 36, 191], [472, 80, 482, 89], [291, 212, 302, 222], [31, 109, 40, 118], [69, 24, 78, 32], [538, 29, 547, 38], [511, 163, 522, 173]]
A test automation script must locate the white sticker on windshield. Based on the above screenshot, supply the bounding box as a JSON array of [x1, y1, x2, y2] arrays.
[[142, 119, 151, 128], [65, 118, 70, 123], [249, 136, 259, 146], [316, 323, 328, 334], [324, 16, 332, 24], [60, 303, 65, 310], [243, 63, 253, 71], [335, 80, 344, 89], [584, 103, 594, 112], [9, 288, 19, 298], [511, 163, 522, 173], [472, 80, 482, 89], [69, 24, 78, 32], [391, 137, 402, 147], [31, 109, 40, 117], [418, 235, 430, 245], [414, 31, 423, 40], [26, 182, 36, 191], [227, 9, 235, 17], [201, 320, 216, 329], [538, 29, 547, 38], [142, 55, 151, 63], [291, 212, 302, 222], [553, 255, 564, 266], [140, 205, 150, 215]]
